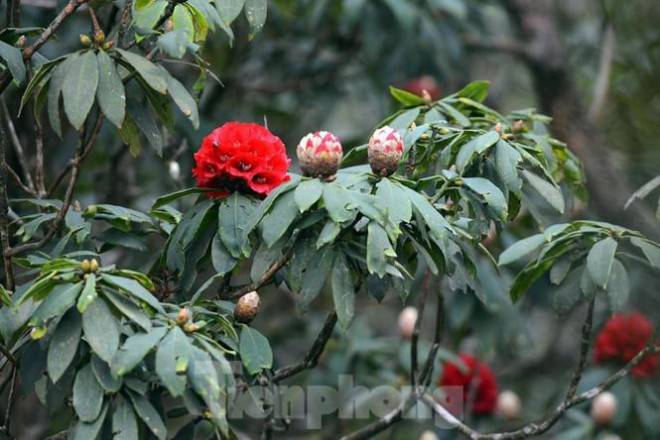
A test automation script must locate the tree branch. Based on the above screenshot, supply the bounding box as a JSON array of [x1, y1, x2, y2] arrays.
[[0, 116, 15, 290], [1, 98, 35, 192], [564, 299, 595, 401], [221, 251, 291, 300], [0, 344, 16, 367], [271, 312, 338, 382], [7, 164, 38, 197]]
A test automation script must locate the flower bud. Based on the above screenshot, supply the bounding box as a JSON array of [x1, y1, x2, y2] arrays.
[[234, 291, 261, 324], [494, 122, 504, 135], [90, 259, 99, 272], [184, 323, 199, 333], [296, 131, 343, 179], [591, 391, 617, 426], [418, 431, 439, 440], [496, 390, 521, 420], [15, 35, 26, 48], [512, 120, 525, 133], [79, 34, 92, 46], [177, 307, 192, 325], [102, 41, 115, 50], [81, 259, 91, 273], [94, 30, 105, 44], [368, 126, 403, 176], [397, 306, 418, 339]]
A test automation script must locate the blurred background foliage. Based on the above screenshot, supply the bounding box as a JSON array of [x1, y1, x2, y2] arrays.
[[2, 0, 660, 439]]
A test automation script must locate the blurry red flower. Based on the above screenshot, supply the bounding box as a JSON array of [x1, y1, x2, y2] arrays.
[[402, 76, 441, 101], [193, 122, 291, 198], [594, 313, 660, 378], [439, 354, 498, 415]]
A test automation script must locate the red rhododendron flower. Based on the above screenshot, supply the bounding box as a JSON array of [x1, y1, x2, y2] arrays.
[[439, 354, 498, 415], [594, 313, 660, 378], [193, 122, 291, 198]]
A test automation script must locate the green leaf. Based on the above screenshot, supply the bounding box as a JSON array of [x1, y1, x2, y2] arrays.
[[331, 253, 355, 329], [91, 354, 122, 393], [244, 0, 267, 38], [376, 178, 412, 225], [367, 222, 396, 277], [211, 233, 238, 275], [112, 397, 139, 440], [29, 282, 82, 326], [155, 327, 190, 397], [456, 80, 490, 102], [250, 239, 285, 283], [0, 40, 25, 83], [163, 69, 199, 128], [96, 50, 125, 129], [115, 48, 168, 93], [437, 102, 470, 127], [239, 326, 272, 375], [389, 85, 425, 106], [586, 237, 618, 289], [82, 297, 119, 363], [552, 268, 583, 314], [260, 190, 299, 246], [119, 112, 142, 157], [47, 58, 69, 137], [71, 403, 108, 440], [498, 234, 546, 265], [103, 290, 152, 332], [73, 363, 104, 422], [151, 187, 210, 210], [298, 246, 334, 310], [322, 183, 356, 224], [127, 390, 167, 440], [495, 140, 523, 197], [455, 131, 499, 172], [462, 177, 508, 219], [316, 220, 341, 248], [102, 274, 165, 314], [606, 259, 629, 313], [294, 179, 323, 213], [20, 56, 65, 112], [219, 193, 256, 258], [405, 188, 451, 241], [62, 51, 99, 130], [522, 170, 565, 214], [217, 0, 245, 24], [630, 237, 660, 269], [47, 309, 82, 383], [76, 274, 97, 313], [111, 327, 167, 376], [389, 108, 420, 130]]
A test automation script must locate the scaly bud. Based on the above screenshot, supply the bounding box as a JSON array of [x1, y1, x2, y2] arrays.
[[15, 35, 26, 48], [177, 307, 192, 325], [81, 259, 91, 273], [512, 120, 525, 133], [234, 291, 261, 324], [79, 34, 92, 47], [94, 30, 105, 44], [296, 131, 343, 179], [90, 259, 99, 272], [494, 122, 504, 135], [368, 126, 403, 176]]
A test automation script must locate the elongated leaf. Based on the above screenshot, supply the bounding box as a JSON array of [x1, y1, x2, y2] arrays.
[[316, 220, 341, 248], [29, 282, 82, 326], [62, 51, 99, 130], [211, 233, 238, 275], [219, 193, 255, 258], [82, 297, 119, 363], [331, 253, 355, 329], [72, 403, 108, 440], [103, 290, 152, 331], [586, 237, 618, 289], [155, 327, 190, 396], [113, 397, 139, 440], [462, 177, 508, 219], [606, 259, 629, 313], [406, 188, 451, 241], [323, 184, 356, 223], [495, 140, 523, 196], [73, 363, 104, 422], [163, 71, 199, 128], [20, 56, 65, 112], [244, 0, 267, 38], [260, 190, 299, 246], [47, 309, 82, 383], [630, 237, 660, 269], [367, 222, 395, 277], [112, 327, 167, 376], [128, 390, 167, 440], [77, 274, 97, 313], [376, 178, 412, 225], [0, 40, 25, 83], [91, 354, 122, 392], [96, 50, 125, 128], [239, 326, 272, 375], [294, 179, 323, 213], [455, 131, 499, 172], [47, 58, 68, 136], [151, 187, 211, 210], [390, 85, 426, 106], [298, 246, 334, 310], [522, 170, 565, 214], [116, 48, 168, 93], [499, 234, 546, 265], [102, 274, 165, 314]]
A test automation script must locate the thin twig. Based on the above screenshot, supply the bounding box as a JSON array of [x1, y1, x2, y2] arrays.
[[0, 344, 16, 367], [1, 367, 17, 433], [0, 119, 15, 290], [271, 312, 338, 382], [411, 271, 433, 388], [222, 251, 291, 300], [1, 98, 35, 191], [34, 113, 46, 197], [116, 0, 132, 47], [564, 299, 595, 401], [7, 165, 38, 196], [419, 288, 445, 388]]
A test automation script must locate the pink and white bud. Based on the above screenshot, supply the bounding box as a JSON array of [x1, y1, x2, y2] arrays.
[[591, 391, 617, 426], [496, 390, 521, 420], [398, 306, 418, 339], [296, 131, 343, 179], [368, 126, 404, 176]]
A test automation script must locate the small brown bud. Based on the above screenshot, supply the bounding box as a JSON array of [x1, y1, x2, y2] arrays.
[[177, 307, 192, 325], [184, 323, 199, 333], [15, 35, 26, 48], [234, 291, 261, 323], [164, 19, 175, 33], [81, 259, 91, 273], [90, 259, 99, 272], [94, 30, 105, 44], [79, 34, 92, 46], [102, 41, 114, 50], [73, 200, 81, 212], [512, 120, 525, 133], [397, 307, 418, 339], [421, 90, 432, 104], [494, 122, 504, 135]]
